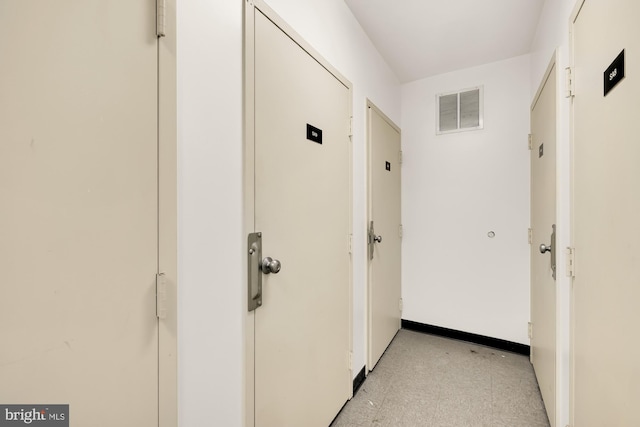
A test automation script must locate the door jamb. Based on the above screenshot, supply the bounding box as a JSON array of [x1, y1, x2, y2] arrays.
[[158, 1, 178, 425], [568, 1, 585, 425]]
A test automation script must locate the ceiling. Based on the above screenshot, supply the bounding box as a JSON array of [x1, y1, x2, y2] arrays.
[[344, 0, 545, 83]]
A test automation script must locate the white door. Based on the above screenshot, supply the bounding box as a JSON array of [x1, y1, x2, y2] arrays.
[[253, 9, 351, 427], [572, 1, 640, 425], [367, 103, 402, 370], [530, 59, 557, 427], [0, 1, 163, 425]]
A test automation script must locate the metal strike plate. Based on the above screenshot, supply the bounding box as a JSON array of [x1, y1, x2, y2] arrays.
[[248, 232, 263, 311], [156, 273, 167, 319], [551, 224, 556, 280], [368, 221, 375, 260]]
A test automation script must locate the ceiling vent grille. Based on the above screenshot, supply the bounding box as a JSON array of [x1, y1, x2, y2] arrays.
[[436, 86, 483, 134]]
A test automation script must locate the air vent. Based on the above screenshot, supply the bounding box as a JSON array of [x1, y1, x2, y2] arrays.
[[436, 86, 483, 134]]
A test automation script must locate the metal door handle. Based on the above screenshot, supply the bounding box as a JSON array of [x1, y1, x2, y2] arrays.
[[248, 232, 263, 311], [538, 224, 556, 280], [261, 257, 281, 274], [368, 221, 383, 259], [539, 244, 552, 254]]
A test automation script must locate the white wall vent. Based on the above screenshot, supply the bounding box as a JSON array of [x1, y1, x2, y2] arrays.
[[436, 86, 483, 134]]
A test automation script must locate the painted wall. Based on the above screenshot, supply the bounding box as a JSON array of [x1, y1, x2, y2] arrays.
[[177, 1, 400, 426], [401, 55, 532, 345], [529, 0, 580, 426], [176, 0, 578, 425], [177, 1, 244, 426]]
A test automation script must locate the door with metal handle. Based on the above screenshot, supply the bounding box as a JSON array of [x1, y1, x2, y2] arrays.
[[538, 224, 556, 280], [248, 232, 282, 311]]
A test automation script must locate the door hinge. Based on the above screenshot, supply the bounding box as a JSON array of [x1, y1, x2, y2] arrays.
[[348, 234, 353, 254], [398, 150, 403, 165], [528, 322, 533, 339], [399, 298, 403, 312], [566, 247, 576, 277], [398, 224, 403, 238], [528, 228, 532, 244], [565, 67, 574, 98], [156, 0, 166, 37], [156, 273, 167, 319], [348, 352, 353, 370], [528, 134, 533, 150], [348, 117, 353, 138]]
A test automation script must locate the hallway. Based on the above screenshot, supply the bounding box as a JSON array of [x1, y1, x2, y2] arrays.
[[332, 330, 549, 427]]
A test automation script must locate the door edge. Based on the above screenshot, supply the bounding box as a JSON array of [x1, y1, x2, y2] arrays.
[[158, 1, 178, 426]]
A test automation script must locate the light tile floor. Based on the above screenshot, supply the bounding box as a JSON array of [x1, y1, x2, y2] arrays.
[[331, 329, 550, 427]]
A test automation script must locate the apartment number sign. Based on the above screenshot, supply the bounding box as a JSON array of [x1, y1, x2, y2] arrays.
[[604, 49, 625, 96]]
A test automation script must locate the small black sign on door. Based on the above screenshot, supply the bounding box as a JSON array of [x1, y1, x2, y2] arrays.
[[385, 161, 391, 171], [539, 143, 544, 158], [604, 49, 625, 96], [306, 124, 322, 144]]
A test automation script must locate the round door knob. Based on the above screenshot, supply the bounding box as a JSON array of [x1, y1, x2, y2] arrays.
[[539, 244, 552, 254], [374, 235, 382, 243], [261, 257, 281, 274]]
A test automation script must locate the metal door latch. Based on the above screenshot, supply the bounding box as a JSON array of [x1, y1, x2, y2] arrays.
[[368, 221, 383, 260], [539, 224, 557, 280], [248, 232, 282, 311]]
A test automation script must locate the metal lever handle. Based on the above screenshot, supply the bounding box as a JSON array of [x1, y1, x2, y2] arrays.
[[539, 244, 552, 254], [374, 235, 382, 243], [261, 257, 281, 274]]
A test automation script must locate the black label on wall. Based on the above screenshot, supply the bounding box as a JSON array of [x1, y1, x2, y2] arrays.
[[385, 161, 391, 171], [604, 49, 625, 96], [306, 124, 322, 144]]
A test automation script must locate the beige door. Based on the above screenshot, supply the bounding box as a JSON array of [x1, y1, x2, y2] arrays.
[[530, 59, 557, 427], [0, 2, 162, 425], [253, 9, 351, 427], [571, 1, 640, 425], [367, 103, 402, 370]]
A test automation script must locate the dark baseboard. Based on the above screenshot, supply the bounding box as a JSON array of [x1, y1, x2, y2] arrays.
[[401, 319, 530, 356], [332, 368, 367, 427], [352, 366, 366, 396]]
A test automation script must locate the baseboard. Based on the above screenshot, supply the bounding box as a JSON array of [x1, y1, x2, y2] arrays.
[[352, 366, 366, 396], [401, 319, 530, 356]]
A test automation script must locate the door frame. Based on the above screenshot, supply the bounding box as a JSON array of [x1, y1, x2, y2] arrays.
[[568, 5, 583, 426], [243, 2, 354, 425], [158, 1, 178, 425], [568, 3, 582, 424], [365, 99, 402, 371]]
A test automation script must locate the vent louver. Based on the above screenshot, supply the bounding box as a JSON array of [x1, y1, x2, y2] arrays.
[[436, 86, 483, 134]]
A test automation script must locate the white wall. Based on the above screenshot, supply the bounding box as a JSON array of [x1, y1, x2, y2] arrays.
[[401, 55, 532, 345], [530, 1, 580, 426], [177, 1, 244, 426], [177, 1, 400, 426]]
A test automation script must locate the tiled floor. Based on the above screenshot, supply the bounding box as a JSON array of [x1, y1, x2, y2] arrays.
[[331, 329, 550, 427]]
